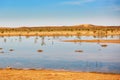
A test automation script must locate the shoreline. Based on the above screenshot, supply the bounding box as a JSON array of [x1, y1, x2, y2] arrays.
[[0, 31, 120, 36], [0, 25, 120, 36], [62, 39, 120, 43], [0, 69, 120, 80], [1, 68, 120, 74]]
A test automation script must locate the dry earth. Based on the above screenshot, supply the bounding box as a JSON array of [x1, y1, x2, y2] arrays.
[[0, 69, 120, 80]]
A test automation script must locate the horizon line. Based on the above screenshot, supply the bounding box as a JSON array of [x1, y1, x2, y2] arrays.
[[0, 24, 120, 28]]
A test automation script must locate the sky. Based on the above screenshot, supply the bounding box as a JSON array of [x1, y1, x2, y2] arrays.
[[0, 0, 120, 27]]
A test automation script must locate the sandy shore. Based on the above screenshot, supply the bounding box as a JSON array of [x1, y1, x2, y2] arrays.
[[0, 69, 120, 80], [62, 39, 120, 43]]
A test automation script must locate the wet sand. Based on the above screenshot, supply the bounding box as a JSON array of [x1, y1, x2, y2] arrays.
[[62, 39, 120, 43], [0, 69, 120, 80]]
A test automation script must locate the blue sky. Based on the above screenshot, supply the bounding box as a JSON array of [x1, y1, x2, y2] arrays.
[[0, 0, 120, 27]]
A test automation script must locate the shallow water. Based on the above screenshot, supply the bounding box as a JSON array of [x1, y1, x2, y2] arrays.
[[0, 36, 120, 73]]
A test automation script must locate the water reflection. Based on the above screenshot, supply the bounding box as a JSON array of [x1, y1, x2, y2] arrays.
[[0, 36, 120, 73], [0, 35, 120, 44]]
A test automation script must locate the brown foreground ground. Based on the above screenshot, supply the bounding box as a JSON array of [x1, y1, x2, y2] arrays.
[[62, 39, 120, 43], [0, 69, 120, 80]]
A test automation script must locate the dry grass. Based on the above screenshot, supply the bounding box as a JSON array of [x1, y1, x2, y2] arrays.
[[0, 69, 120, 80], [0, 25, 120, 36], [0, 31, 120, 36]]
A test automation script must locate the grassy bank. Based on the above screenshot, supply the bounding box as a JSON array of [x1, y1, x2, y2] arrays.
[[0, 69, 120, 80], [0, 25, 120, 36]]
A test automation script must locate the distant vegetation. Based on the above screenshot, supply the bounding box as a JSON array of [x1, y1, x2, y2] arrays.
[[0, 24, 120, 32], [0, 24, 120, 36]]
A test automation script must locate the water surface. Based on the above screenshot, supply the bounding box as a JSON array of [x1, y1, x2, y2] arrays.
[[0, 36, 120, 73]]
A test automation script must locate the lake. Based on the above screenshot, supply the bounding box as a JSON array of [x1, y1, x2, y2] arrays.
[[0, 36, 120, 73]]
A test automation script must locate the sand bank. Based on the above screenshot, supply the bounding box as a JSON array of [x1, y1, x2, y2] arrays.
[[62, 39, 120, 43]]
